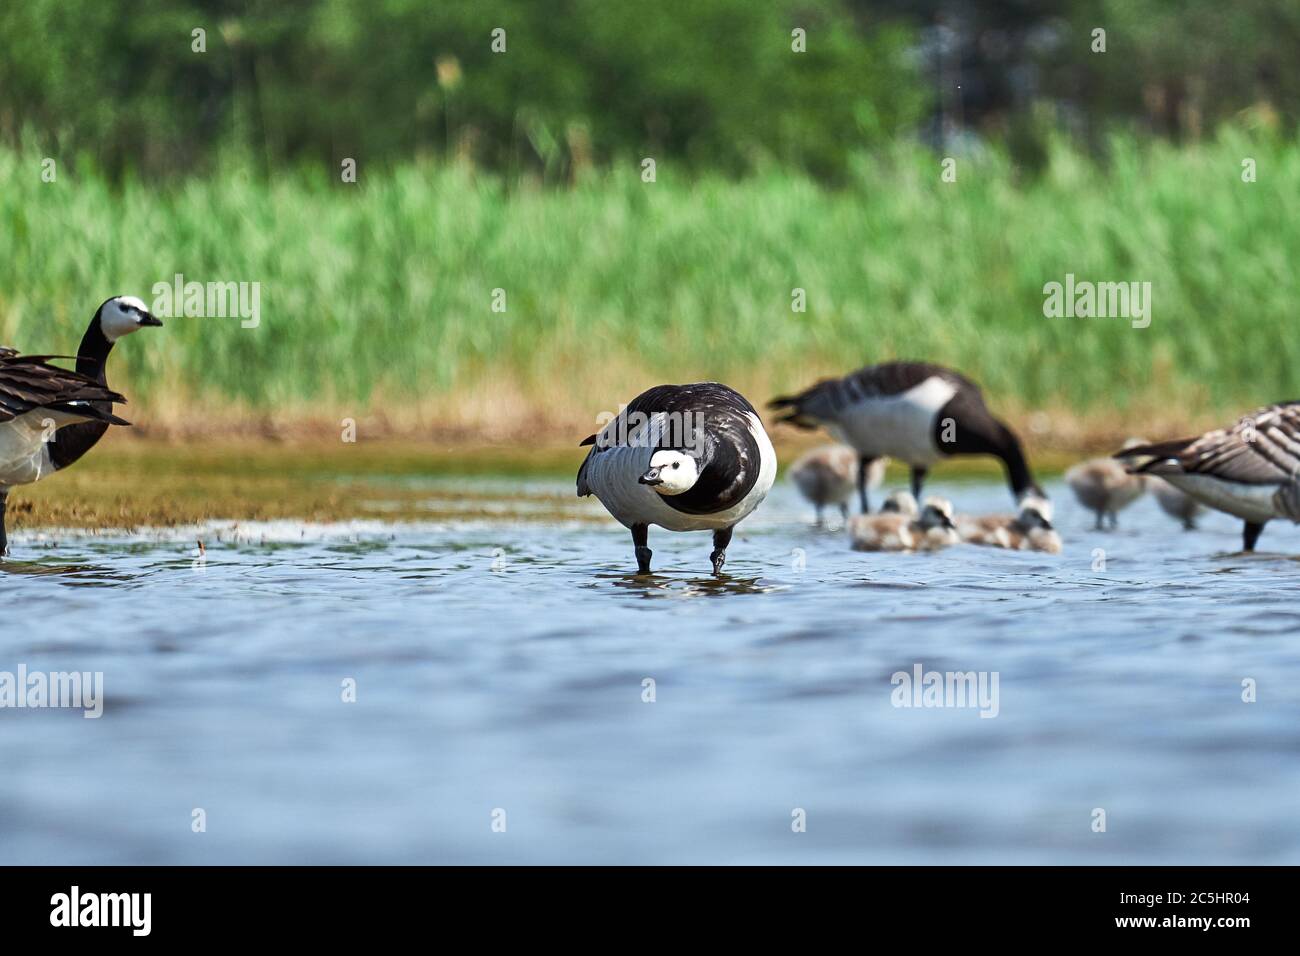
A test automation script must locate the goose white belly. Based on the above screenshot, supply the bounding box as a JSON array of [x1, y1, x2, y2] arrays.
[[584, 414, 777, 532], [0, 410, 62, 488], [1161, 473, 1284, 524], [827, 377, 957, 466]]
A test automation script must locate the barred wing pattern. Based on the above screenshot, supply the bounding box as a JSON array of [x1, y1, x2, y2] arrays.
[[1177, 402, 1300, 518], [0, 351, 128, 425]]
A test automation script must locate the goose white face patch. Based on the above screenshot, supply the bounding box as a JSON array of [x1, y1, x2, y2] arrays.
[[1018, 494, 1053, 522], [646, 450, 700, 495], [99, 296, 151, 341]]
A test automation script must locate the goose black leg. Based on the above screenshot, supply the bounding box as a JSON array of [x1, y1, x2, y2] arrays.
[[1108, 511, 1119, 530], [910, 466, 928, 499], [1243, 521, 1265, 553], [0, 490, 7, 558], [631, 523, 652, 574], [814, 505, 824, 528], [710, 526, 733, 576], [839, 502, 849, 522], [1094, 511, 1104, 531], [857, 456, 878, 513]]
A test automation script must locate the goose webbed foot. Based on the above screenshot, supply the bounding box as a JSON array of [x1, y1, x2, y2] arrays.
[[635, 547, 653, 574]]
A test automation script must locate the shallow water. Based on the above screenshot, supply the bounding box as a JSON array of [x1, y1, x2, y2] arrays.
[[2, 477, 1298, 864]]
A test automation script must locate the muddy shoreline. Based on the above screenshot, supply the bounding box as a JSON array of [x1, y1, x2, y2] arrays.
[[5, 435, 1100, 531]]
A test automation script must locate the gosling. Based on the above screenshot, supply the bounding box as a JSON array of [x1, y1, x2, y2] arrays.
[[1065, 452, 1148, 530], [958, 499, 1062, 554], [789, 445, 884, 525], [848, 495, 958, 553], [1148, 476, 1205, 530]]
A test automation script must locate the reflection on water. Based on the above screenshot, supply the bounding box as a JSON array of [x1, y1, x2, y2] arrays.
[[594, 571, 780, 598], [2, 479, 1299, 864]]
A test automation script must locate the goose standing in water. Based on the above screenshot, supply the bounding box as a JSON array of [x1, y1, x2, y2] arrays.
[[577, 383, 776, 575], [0, 296, 162, 556], [788, 444, 883, 525], [770, 361, 1044, 513], [1117, 404, 1300, 552]]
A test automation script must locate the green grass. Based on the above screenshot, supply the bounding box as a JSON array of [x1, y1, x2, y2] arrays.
[[2, 129, 1298, 441]]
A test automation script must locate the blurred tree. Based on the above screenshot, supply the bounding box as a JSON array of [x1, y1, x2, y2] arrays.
[[0, 0, 925, 179], [3, 0, 1297, 180]]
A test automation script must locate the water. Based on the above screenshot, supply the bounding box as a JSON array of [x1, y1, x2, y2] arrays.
[[2, 477, 1298, 864]]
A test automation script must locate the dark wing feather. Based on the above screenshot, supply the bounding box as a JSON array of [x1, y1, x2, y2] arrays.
[[0, 351, 129, 425], [770, 361, 980, 425], [1177, 403, 1300, 484], [576, 383, 757, 496], [1120, 403, 1300, 484]]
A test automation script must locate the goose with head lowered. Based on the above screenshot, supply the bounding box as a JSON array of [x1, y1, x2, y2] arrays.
[[577, 383, 777, 575], [0, 295, 162, 556], [770, 361, 1045, 513], [1116, 402, 1300, 552]]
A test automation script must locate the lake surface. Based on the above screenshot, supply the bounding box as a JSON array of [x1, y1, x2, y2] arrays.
[[2, 476, 1298, 864]]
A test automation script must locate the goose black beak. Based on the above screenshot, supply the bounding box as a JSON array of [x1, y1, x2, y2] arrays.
[[638, 468, 663, 486], [1040, 520, 1054, 531], [941, 516, 956, 531], [139, 314, 164, 327]]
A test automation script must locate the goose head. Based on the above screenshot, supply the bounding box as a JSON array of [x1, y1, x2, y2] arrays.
[[639, 449, 701, 495], [1017, 491, 1053, 522], [97, 295, 163, 341]]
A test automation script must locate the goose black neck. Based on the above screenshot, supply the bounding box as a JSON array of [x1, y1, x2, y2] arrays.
[[999, 430, 1037, 498], [76, 314, 114, 382], [47, 314, 115, 472]]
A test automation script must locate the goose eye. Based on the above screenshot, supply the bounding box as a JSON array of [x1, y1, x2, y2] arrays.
[[672, 462, 680, 469]]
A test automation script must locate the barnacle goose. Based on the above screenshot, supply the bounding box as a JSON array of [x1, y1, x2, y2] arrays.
[[788, 444, 884, 525], [958, 499, 1061, 554], [576, 383, 777, 575], [848, 495, 958, 552], [770, 361, 1044, 513], [1065, 452, 1149, 530], [1117, 402, 1300, 552], [0, 296, 161, 556]]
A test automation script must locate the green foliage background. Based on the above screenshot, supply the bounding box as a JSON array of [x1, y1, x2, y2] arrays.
[[1, 1, 1297, 436]]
